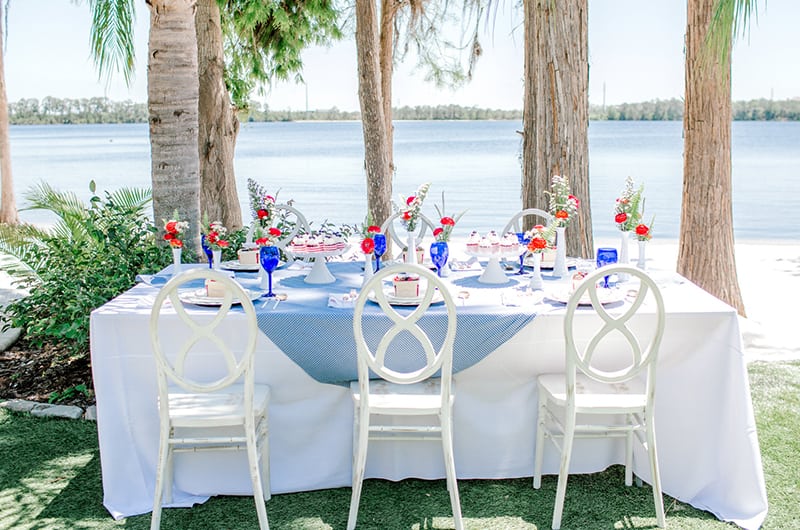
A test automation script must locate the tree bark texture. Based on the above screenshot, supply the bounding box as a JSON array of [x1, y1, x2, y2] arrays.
[[680, 0, 745, 315], [0, 1, 18, 226], [196, 0, 243, 231], [147, 0, 201, 254], [356, 0, 393, 228], [521, 0, 591, 258], [379, 0, 396, 174]]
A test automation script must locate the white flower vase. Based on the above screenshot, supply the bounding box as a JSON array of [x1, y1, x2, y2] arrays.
[[362, 253, 374, 286], [171, 247, 182, 274], [637, 239, 647, 270], [528, 253, 544, 290], [212, 249, 222, 270], [406, 231, 417, 265], [552, 226, 569, 278], [618, 231, 630, 281], [259, 268, 269, 290]]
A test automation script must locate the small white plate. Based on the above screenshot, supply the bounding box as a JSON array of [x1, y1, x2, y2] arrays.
[[526, 256, 578, 270], [221, 260, 285, 272], [545, 288, 624, 306], [367, 290, 445, 306], [178, 288, 262, 307]]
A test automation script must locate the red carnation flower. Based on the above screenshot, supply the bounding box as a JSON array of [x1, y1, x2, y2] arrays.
[[367, 225, 381, 234], [615, 212, 628, 224], [406, 196, 415, 206], [265, 195, 275, 204], [165, 221, 178, 233], [218, 240, 230, 248], [440, 216, 455, 226], [555, 210, 569, 220], [568, 195, 580, 208], [255, 237, 269, 246], [269, 227, 282, 237], [528, 238, 547, 251], [163, 233, 174, 241], [635, 224, 650, 236], [170, 239, 183, 248], [534, 224, 545, 231], [402, 211, 412, 221], [361, 237, 375, 254], [257, 209, 269, 219], [433, 227, 444, 237]]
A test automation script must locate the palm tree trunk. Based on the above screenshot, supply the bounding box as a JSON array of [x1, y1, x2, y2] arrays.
[[147, 0, 201, 253], [356, 0, 393, 228], [680, 0, 745, 315], [196, 0, 243, 231], [0, 1, 18, 226], [521, 0, 591, 258], [379, 0, 395, 174]]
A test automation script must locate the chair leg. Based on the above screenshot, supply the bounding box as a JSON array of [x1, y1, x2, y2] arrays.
[[347, 405, 370, 530], [259, 415, 271, 501], [646, 420, 666, 528], [533, 389, 548, 489], [246, 423, 270, 530], [551, 410, 576, 530], [441, 412, 463, 530], [150, 437, 171, 530], [625, 429, 633, 486]]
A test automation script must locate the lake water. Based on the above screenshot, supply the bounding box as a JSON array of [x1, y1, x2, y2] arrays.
[[8, 120, 800, 241]]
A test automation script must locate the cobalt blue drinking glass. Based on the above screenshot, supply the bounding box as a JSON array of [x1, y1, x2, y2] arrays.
[[373, 233, 387, 271], [516, 232, 531, 274], [430, 241, 449, 277], [201, 234, 213, 268], [260, 245, 281, 298], [596, 247, 618, 288]]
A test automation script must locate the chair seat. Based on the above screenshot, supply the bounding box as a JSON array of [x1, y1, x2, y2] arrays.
[[350, 378, 454, 415], [166, 384, 270, 428], [538, 373, 646, 413]]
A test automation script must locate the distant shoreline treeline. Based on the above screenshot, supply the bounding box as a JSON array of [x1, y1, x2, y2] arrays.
[[8, 96, 800, 124]]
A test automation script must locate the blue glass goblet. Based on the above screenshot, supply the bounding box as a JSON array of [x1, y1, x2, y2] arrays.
[[373, 233, 387, 271], [430, 241, 449, 277], [516, 232, 531, 274], [596, 247, 618, 288], [259, 245, 281, 298], [201, 234, 213, 268]]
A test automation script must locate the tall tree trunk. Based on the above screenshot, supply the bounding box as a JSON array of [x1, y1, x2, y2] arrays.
[[680, 0, 745, 315], [147, 0, 201, 254], [0, 1, 18, 226], [379, 0, 395, 174], [356, 0, 393, 228], [196, 0, 243, 231], [521, 0, 591, 258]]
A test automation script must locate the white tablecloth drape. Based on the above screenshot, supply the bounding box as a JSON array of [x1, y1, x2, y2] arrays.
[[90, 267, 767, 529]]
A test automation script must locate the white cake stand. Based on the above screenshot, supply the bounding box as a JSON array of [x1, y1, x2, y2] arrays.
[[464, 245, 524, 284], [287, 246, 349, 284]]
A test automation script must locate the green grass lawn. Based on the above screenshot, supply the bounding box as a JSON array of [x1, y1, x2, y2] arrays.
[[1, 361, 797, 529]]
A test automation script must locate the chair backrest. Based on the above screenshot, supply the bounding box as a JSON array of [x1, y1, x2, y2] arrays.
[[501, 208, 554, 235], [353, 264, 457, 392], [245, 203, 311, 249], [380, 211, 437, 260], [150, 268, 259, 395], [564, 265, 665, 390]]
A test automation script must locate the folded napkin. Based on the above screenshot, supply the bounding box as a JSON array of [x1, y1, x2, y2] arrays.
[[327, 291, 358, 309], [449, 257, 482, 271], [135, 274, 170, 286]]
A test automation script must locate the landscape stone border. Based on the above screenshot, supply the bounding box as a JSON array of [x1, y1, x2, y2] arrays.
[[1, 398, 96, 421]]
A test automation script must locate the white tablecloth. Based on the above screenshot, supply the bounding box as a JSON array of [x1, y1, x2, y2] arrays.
[[90, 267, 767, 528]]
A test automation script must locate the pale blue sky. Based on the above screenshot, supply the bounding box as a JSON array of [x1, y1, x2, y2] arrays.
[[5, 0, 799, 111]]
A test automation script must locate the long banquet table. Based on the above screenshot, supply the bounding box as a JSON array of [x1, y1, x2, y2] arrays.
[[90, 260, 767, 528]]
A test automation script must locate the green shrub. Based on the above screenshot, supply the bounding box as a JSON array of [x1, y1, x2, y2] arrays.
[[1, 182, 171, 358]]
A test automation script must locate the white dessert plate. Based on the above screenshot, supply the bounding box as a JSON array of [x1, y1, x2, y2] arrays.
[[525, 256, 578, 270], [221, 260, 285, 272], [367, 290, 445, 307], [545, 288, 624, 306], [178, 288, 262, 307]]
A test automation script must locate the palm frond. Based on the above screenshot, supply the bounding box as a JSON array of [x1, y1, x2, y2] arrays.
[[22, 182, 89, 221], [706, 0, 759, 68], [106, 186, 152, 214], [85, 0, 137, 86]]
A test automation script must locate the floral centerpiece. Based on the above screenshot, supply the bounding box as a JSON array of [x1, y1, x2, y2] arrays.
[[163, 214, 188, 248], [433, 192, 466, 242], [546, 175, 580, 228], [247, 178, 279, 229], [635, 221, 653, 241], [525, 224, 556, 254], [255, 227, 282, 247], [398, 182, 431, 232], [202, 220, 230, 250], [614, 177, 645, 232], [360, 223, 381, 254]]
